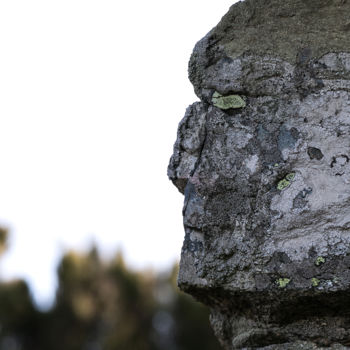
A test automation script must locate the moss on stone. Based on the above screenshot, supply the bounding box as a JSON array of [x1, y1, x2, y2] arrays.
[[212, 91, 246, 110], [276, 278, 290, 288], [213, 0, 350, 64]]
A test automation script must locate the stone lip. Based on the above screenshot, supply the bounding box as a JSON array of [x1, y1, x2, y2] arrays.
[[168, 0, 350, 348]]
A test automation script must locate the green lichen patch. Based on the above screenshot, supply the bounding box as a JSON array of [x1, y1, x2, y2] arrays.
[[315, 256, 325, 266], [212, 91, 246, 110], [276, 278, 290, 288], [277, 179, 290, 190], [277, 173, 295, 190], [285, 173, 295, 181], [311, 278, 320, 287]]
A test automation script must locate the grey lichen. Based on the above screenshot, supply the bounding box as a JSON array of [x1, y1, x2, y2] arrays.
[[212, 91, 246, 110]]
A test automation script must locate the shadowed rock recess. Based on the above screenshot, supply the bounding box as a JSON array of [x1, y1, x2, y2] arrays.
[[168, 0, 350, 349]]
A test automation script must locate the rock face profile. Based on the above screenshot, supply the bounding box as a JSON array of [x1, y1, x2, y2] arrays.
[[168, 0, 350, 348]]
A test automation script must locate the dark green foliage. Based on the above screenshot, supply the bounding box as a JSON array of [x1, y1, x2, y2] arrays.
[[0, 230, 221, 350], [0, 227, 8, 256]]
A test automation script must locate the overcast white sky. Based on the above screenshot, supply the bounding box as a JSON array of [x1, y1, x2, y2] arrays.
[[0, 0, 236, 308]]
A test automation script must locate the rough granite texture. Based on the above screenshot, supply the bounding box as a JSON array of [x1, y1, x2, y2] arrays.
[[168, 0, 350, 349]]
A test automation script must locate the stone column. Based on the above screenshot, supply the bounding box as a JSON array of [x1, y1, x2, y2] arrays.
[[168, 0, 350, 348]]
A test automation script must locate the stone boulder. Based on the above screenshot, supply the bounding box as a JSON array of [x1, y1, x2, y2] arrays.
[[168, 0, 350, 348]]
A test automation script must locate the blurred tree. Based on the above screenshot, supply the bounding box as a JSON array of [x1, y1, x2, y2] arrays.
[[0, 228, 221, 350], [164, 265, 221, 350], [0, 227, 8, 257], [0, 227, 44, 350]]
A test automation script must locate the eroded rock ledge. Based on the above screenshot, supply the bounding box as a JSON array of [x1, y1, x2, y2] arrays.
[[168, 0, 350, 348]]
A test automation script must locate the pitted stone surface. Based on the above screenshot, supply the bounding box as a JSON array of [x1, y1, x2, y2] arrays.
[[168, 0, 350, 349]]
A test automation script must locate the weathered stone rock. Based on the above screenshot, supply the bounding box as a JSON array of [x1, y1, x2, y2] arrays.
[[168, 0, 350, 348]]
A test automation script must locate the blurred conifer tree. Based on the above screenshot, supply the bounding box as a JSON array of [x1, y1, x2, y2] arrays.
[[0, 228, 222, 350]]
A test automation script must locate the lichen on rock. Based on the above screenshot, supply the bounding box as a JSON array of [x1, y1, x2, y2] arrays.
[[311, 278, 320, 287], [168, 0, 350, 348], [212, 91, 246, 110], [315, 257, 326, 266], [276, 278, 291, 289], [277, 173, 295, 191]]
